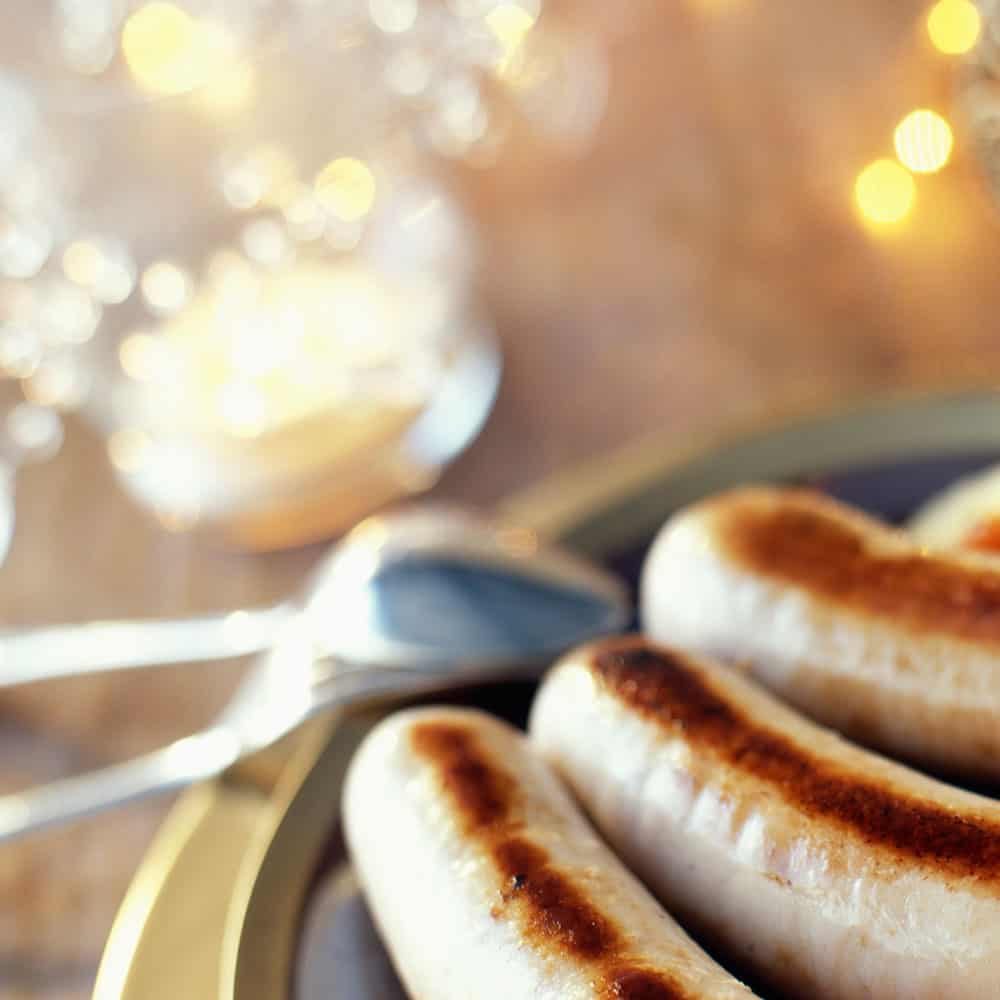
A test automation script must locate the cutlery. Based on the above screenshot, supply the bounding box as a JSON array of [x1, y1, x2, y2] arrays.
[[0, 506, 629, 841]]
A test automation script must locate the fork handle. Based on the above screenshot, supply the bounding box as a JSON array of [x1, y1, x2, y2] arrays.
[[0, 666, 458, 842], [0, 604, 291, 687], [0, 669, 419, 842], [0, 728, 241, 843]]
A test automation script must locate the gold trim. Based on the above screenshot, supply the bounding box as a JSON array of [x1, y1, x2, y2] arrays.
[[93, 788, 215, 1000], [92, 784, 268, 1000], [223, 715, 380, 1000]]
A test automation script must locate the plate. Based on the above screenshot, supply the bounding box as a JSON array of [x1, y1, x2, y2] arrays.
[[94, 387, 1000, 1000]]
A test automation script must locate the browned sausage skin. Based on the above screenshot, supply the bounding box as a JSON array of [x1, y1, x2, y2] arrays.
[[641, 486, 1000, 778]]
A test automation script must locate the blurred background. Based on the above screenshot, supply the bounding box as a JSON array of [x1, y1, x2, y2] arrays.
[[3, 0, 1000, 995]]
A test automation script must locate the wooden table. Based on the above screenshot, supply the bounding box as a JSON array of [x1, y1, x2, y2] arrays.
[[5, 0, 1000, 995]]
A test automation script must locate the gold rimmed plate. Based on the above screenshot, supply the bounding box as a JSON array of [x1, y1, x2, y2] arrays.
[[95, 387, 1000, 1000]]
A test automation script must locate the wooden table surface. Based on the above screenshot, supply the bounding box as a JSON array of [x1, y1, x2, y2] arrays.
[[5, 0, 1000, 996]]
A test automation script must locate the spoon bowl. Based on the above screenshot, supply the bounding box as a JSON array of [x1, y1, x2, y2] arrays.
[[300, 505, 630, 671]]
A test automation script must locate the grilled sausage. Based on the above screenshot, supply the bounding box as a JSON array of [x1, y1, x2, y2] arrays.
[[343, 706, 759, 1000], [530, 636, 1000, 1000], [641, 485, 1000, 779]]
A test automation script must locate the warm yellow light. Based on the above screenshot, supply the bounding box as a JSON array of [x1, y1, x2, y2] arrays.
[[894, 109, 953, 174], [487, 3, 537, 66], [62, 241, 104, 287], [62, 239, 136, 304], [927, 0, 980, 55], [141, 261, 192, 313], [854, 159, 916, 225], [314, 158, 377, 221], [122, 2, 236, 96], [241, 218, 291, 266]]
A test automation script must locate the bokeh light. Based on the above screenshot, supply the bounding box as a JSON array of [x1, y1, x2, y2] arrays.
[[894, 109, 953, 174], [40, 280, 101, 344], [927, 0, 980, 55], [854, 159, 916, 225], [23, 357, 89, 409], [369, 0, 419, 34], [6, 403, 63, 461], [141, 261, 193, 314], [122, 2, 236, 96], [487, 3, 537, 71], [62, 240, 104, 288], [119, 333, 169, 382], [314, 158, 377, 221]]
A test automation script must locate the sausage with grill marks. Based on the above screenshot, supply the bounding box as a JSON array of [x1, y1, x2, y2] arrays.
[[344, 706, 759, 1000], [641, 485, 1000, 779], [530, 636, 1000, 1000]]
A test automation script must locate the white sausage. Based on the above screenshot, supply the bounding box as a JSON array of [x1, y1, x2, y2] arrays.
[[641, 485, 1000, 779], [530, 637, 1000, 1000], [343, 706, 759, 1000]]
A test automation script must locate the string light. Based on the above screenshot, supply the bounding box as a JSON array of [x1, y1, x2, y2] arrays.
[[486, 3, 537, 73], [141, 261, 193, 314], [855, 159, 916, 225], [894, 109, 953, 173], [122, 2, 236, 96], [852, 1, 968, 228], [314, 158, 377, 221], [927, 0, 980, 55], [62, 241, 105, 287]]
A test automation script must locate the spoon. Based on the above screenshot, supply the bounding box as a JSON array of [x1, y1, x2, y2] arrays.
[[0, 505, 627, 686], [0, 505, 629, 840]]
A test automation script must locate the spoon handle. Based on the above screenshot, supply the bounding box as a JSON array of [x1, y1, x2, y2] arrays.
[[0, 604, 291, 687]]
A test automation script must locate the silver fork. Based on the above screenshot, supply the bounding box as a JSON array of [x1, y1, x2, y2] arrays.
[[0, 622, 464, 842]]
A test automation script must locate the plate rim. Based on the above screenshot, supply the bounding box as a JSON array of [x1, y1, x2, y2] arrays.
[[94, 384, 1000, 1000]]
